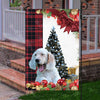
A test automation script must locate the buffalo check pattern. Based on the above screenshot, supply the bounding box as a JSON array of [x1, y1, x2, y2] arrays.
[[25, 9, 43, 87]]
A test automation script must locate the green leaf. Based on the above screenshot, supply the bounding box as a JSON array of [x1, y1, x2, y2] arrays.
[[47, 12, 52, 17], [47, 85, 52, 89]]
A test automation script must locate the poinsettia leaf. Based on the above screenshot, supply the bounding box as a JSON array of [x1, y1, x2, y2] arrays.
[[64, 26, 71, 33]]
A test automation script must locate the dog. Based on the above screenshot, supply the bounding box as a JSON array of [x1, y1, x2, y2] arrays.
[[29, 48, 61, 84]]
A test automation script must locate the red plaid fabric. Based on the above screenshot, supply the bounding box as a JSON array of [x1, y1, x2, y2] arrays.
[[25, 9, 43, 86]]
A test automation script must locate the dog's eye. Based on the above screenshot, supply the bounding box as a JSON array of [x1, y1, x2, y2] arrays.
[[41, 53, 44, 56], [35, 54, 37, 56]]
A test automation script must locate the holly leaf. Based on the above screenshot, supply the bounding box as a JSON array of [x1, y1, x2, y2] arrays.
[[47, 12, 52, 17], [41, 87, 46, 90], [50, 88, 56, 91], [47, 85, 52, 89]]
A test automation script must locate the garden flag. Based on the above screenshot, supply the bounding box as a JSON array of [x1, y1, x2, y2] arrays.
[[26, 9, 79, 91]]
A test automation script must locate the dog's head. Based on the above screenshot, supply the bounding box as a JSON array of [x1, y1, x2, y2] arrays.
[[29, 48, 55, 72]]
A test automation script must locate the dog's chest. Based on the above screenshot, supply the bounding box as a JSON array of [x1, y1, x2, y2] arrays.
[[38, 70, 54, 79]]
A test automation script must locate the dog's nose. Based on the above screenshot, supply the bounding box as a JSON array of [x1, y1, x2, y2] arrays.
[[35, 59, 39, 63]]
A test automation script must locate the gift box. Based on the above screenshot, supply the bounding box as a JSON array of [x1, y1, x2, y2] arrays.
[[69, 74, 79, 81], [68, 67, 77, 74]]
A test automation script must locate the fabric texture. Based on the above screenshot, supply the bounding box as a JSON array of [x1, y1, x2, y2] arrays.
[[25, 9, 43, 86]]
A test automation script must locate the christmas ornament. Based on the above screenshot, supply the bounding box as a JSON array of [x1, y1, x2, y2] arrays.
[[26, 83, 31, 88], [63, 82, 67, 86], [71, 9, 78, 15], [34, 81, 40, 86], [36, 10, 41, 14], [45, 87, 50, 90], [26, 78, 79, 91], [36, 86, 41, 91], [71, 86, 78, 90], [67, 79, 72, 84], [41, 80, 48, 87], [69, 83, 75, 89]]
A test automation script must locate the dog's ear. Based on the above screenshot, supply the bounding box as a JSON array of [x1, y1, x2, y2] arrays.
[[46, 52, 55, 70], [47, 52, 55, 64], [29, 53, 36, 70]]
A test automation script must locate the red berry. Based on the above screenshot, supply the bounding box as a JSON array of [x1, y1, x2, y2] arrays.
[[47, 16, 50, 18]]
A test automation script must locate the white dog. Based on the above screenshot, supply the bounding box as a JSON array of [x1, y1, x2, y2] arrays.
[[29, 48, 61, 84]]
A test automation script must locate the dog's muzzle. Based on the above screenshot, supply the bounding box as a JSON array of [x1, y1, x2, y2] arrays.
[[35, 59, 46, 72]]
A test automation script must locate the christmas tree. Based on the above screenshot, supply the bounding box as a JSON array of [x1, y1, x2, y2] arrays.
[[45, 28, 68, 78]]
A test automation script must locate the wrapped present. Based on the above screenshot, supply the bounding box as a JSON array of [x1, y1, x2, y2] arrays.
[[68, 67, 77, 74], [69, 74, 78, 81]]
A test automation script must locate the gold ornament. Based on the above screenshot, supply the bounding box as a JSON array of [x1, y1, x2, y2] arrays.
[[67, 79, 72, 84], [71, 9, 78, 15], [71, 86, 78, 90], [36, 86, 41, 91], [39, 85, 43, 89], [26, 83, 31, 88], [36, 10, 41, 14], [32, 87, 36, 90]]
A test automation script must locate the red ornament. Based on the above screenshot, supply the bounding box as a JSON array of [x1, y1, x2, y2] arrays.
[[51, 14, 55, 17], [69, 83, 75, 89], [41, 80, 48, 87], [74, 79, 79, 90], [74, 79, 79, 85], [46, 87, 50, 90], [63, 87, 67, 91], [57, 79, 64, 86], [48, 82, 56, 88], [51, 83, 56, 88], [76, 84, 79, 90], [30, 82, 35, 86], [34, 82, 40, 86], [48, 82, 54, 85], [46, 10, 50, 13], [69, 13, 75, 19], [63, 82, 67, 86]]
